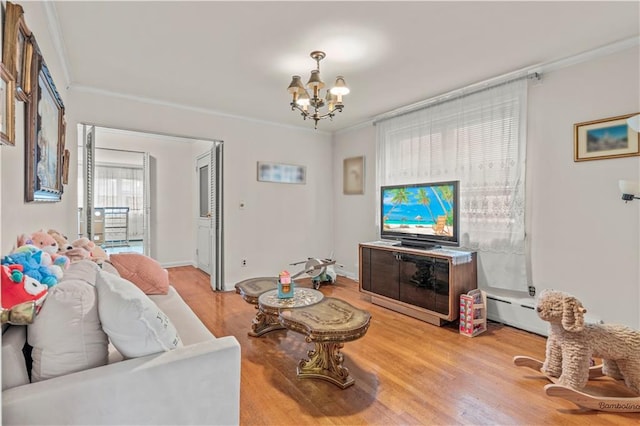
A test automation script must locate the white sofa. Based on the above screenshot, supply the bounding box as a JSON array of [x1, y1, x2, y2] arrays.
[[1, 261, 241, 425]]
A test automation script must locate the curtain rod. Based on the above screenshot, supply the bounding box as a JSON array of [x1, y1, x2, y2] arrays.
[[372, 36, 639, 126], [373, 71, 540, 125]]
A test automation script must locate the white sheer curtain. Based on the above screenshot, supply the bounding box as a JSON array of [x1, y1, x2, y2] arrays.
[[94, 164, 144, 240], [376, 78, 528, 291]]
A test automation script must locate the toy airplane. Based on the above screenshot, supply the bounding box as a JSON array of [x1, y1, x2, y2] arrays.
[[290, 257, 340, 289]]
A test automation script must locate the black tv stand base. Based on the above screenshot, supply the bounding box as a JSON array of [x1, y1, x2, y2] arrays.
[[398, 241, 441, 250]]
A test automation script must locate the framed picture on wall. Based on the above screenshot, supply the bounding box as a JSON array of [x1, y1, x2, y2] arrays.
[[25, 51, 66, 202], [257, 161, 306, 184], [0, 63, 16, 146], [343, 156, 364, 195], [2, 1, 31, 101], [574, 113, 640, 162]]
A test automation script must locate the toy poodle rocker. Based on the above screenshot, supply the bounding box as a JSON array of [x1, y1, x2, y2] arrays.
[[514, 289, 640, 412]]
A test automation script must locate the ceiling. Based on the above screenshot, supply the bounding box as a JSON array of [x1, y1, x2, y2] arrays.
[[42, 1, 640, 133]]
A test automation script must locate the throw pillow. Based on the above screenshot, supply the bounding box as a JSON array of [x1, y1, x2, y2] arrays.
[[95, 270, 181, 358], [28, 260, 109, 382], [109, 253, 169, 295]]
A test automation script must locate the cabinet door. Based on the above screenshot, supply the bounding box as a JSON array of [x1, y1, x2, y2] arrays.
[[399, 254, 436, 311], [360, 247, 371, 291], [369, 249, 399, 299], [432, 258, 450, 315]]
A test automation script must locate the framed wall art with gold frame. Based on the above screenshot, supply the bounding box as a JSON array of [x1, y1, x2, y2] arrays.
[[25, 50, 66, 202], [0, 63, 16, 146], [574, 113, 640, 162], [2, 1, 31, 101]]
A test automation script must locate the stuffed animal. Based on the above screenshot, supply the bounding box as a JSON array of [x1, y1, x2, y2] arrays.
[[1, 264, 48, 309], [18, 230, 70, 270], [536, 289, 640, 393], [1, 246, 60, 287], [47, 229, 73, 252], [69, 237, 109, 264]]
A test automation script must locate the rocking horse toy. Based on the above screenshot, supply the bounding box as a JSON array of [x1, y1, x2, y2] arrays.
[[514, 289, 640, 412]]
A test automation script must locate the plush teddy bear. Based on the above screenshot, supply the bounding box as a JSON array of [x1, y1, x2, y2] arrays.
[[2, 246, 60, 287], [69, 237, 109, 264], [47, 229, 74, 253], [1, 264, 48, 309]]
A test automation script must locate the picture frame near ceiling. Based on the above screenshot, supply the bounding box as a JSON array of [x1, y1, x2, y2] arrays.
[[2, 1, 32, 101], [25, 46, 66, 202], [0, 63, 16, 146], [574, 113, 640, 162], [257, 161, 306, 184], [343, 156, 365, 195]]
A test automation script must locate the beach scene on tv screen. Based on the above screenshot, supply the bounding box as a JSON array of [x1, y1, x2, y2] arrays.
[[382, 184, 454, 237]]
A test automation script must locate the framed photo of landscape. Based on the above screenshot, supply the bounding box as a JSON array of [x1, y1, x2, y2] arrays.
[[25, 52, 66, 202], [574, 113, 640, 162]]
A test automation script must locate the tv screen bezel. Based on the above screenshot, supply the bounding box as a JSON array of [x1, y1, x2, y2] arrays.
[[380, 180, 460, 248]]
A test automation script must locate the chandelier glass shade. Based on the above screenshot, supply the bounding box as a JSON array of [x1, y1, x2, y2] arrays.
[[287, 51, 349, 129]]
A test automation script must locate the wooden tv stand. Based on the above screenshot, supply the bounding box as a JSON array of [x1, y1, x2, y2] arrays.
[[359, 241, 477, 326]]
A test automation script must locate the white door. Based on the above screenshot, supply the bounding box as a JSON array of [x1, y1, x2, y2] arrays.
[[196, 153, 212, 275]]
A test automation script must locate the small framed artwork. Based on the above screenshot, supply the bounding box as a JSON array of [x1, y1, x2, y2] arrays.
[[25, 52, 66, 202], [343, 156, 364, 195], [2, 2, 31, 101], [574, 113, 640, 162], [16, 31, 33, 101], [0, 63, 16, 146], [62, 149, 71, 185], [257, 161, 306, 184]]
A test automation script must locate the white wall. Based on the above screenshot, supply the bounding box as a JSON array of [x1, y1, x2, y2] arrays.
[[332, 125, 377, 279], [528, 47, 640, 328], [333, 46, 640, 329], [2, 2, 334, 291]]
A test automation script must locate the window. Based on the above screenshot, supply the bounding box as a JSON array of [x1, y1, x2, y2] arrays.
[[95, 164, 144, 240], [376, 78, 528, 291]]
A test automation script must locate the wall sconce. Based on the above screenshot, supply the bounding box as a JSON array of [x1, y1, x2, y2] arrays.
[[619, 180, 640, 202]]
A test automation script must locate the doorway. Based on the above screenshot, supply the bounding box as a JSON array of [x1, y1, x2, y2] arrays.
[[78, 124, 224, 291]]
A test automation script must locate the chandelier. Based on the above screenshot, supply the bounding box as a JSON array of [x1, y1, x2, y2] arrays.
[[287, 51, 349, 129]]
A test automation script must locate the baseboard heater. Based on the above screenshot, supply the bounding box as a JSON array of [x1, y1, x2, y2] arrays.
[[486, 295, 548, 336]]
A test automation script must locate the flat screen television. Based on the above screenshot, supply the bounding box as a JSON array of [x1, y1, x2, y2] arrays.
[[380, 180, 460, 249]]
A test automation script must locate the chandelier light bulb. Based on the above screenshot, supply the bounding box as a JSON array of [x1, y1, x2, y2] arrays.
[[297, 90, 311, 107], [330, 76, 350, 96]]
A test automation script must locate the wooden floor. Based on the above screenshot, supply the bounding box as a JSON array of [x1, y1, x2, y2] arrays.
[[168, 266, 637, 425]]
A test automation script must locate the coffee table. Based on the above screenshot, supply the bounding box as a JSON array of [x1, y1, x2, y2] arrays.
[[235, 277, 279, 336], [280, 297, 371, 389], [235, 277, 371, 388], [235, 276, 324, 337], [253, 288, 324, 337]]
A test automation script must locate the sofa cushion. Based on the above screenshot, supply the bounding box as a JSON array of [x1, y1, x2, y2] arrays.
[[96, 270, 181, 358], [149, 286, 216, 345], [109, 253, 169, 295], [1, 325, 30, 389], [27, 260, 109, 382]]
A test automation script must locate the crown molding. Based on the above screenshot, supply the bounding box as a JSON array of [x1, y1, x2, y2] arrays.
[[42, 1, 72, 88]]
